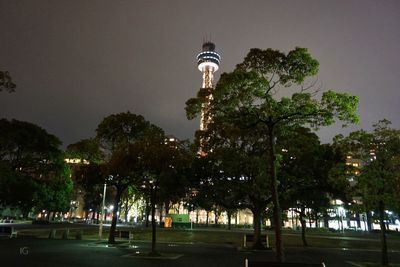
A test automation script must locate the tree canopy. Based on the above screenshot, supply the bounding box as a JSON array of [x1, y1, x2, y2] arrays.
[[186, 47, 359, 262], [334, 120, 400, 266], [0, 118, 72, 217], [95, 111, 164, 244]]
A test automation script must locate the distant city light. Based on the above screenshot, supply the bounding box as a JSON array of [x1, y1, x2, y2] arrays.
[[65, 158, 89, 164]]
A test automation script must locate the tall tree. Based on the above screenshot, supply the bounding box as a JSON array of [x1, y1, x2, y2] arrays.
[[0, 162, 37, 217], [157, 139, 191, 224], [336, 120, 400, 266], [0, 119, 63, 171], [128, 134, 190, 254], [190, 120, 272, 247], [33, 165, 73, 219], [0, 119, 70, 218], [66, 138, 105, 220], [279, 126, 347, 246], [187, 157, 215, 226], [186, 47, 359, 261], [96, 112, 163, 244]]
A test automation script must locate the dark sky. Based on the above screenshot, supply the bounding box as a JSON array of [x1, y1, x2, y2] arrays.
[[1, 0, 399, 147]]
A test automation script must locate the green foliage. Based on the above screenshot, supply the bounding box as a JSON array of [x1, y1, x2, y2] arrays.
[[187, 48, 359, 132], [0, 118, 71, 216], [186, 46, 359, 260], [0, 162, 37, 215], [0, 119, 62, 171], [34, 169, 73, 213], [157, 140, 192, 210], [66, 138, 104, 164], [335, 120, 400, 211], [96, 111, 163, 154], [95, 111, 173, 245], [237, 47, 319, 86], [118, 135, 191, 197], [95, 111, 165, 207], [335, 120, 400, 266], [278, 127, 347, 224], [356, 121, 399, 210], [65, 138, 106, 214]]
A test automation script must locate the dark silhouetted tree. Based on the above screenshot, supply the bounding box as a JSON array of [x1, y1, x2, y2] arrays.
[[186, 47, 359, 261]]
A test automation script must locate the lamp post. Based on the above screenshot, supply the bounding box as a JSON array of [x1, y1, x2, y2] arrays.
[[98, 183, 107, 240]]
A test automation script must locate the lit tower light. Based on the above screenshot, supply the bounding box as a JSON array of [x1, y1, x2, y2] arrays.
[[196, 42, 221, 155]]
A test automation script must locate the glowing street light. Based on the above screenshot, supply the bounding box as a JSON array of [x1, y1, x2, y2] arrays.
[[99, 175, 113, 240]]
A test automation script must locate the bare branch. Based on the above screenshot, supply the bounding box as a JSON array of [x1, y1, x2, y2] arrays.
[[300, 78, 319, 94]]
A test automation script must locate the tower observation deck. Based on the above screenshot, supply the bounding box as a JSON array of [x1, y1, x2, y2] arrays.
[[197, 42, 221, 155], [197, 42, 221, 89]]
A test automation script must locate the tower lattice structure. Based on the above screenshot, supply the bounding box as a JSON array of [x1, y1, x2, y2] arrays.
[[196, 42, 221, 155]]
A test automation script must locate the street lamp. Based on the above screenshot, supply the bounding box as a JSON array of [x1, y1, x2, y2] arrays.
[[98, 183, 107, 240], [99, 175, 113, 240]]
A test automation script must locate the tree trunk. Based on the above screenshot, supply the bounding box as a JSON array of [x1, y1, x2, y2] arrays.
[[267, 125, 284, 262], [108, 188, 122, 244], [196, 209, 199, 224], [379, 200, 389, 266], [227, 211, 232, 230], [355, 212, 361, 229], [323, 210, 329, 229], [124, 197, 129, 223], [252, 208, 264, 249], [145, 197, 150, 227], [206, 212, 209, 227], [300, 208, 308, 247]]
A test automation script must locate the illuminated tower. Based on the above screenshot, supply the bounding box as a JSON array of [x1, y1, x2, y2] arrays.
[[196, 42, 221, 155], [196, 42, 221, 154]]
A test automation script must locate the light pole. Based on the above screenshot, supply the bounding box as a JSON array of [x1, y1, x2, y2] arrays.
[[98, 183, 107, 240]]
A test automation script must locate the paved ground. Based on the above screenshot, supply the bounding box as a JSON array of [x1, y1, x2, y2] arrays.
[[1, 238, 400, 267], [1, 222, 400, 266]]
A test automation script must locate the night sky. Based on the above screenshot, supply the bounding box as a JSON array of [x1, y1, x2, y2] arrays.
[[1, 0, 399, 147]]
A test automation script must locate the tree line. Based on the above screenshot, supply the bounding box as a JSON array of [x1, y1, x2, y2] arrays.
[[186, 46, 399, 265], [1, 47, 399, 265]]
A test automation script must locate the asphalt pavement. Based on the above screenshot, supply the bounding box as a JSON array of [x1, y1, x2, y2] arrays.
[[1, 238, 399, 267], [1, 222, 400, 266]]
